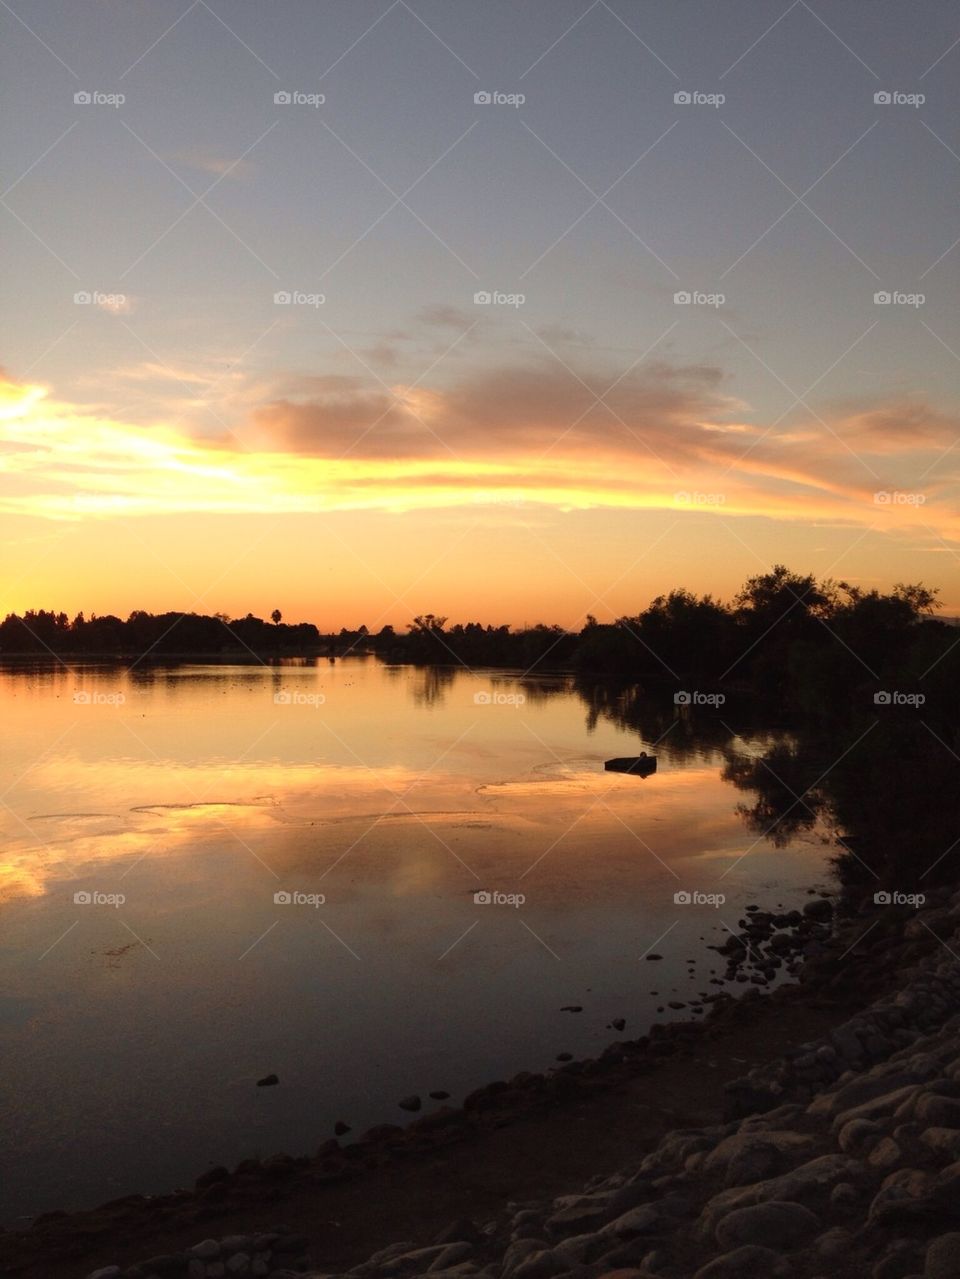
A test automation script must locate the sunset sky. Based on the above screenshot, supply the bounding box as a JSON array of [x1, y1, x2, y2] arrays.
[[2, 0, 960, 626]]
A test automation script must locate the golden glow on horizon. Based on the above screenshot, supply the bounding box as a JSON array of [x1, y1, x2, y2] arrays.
[[1, 370, 957, 625]]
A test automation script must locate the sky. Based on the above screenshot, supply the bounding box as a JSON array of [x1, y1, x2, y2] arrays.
[[2, 0, 960, 628]]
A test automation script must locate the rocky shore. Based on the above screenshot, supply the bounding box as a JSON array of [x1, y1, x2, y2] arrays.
[[6, 884, 960, 1279]]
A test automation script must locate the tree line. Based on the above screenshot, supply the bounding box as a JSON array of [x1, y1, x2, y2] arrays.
[[1, 566, 953, 716]]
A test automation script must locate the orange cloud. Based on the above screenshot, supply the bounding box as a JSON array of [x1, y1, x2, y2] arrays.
[[0, 364, 956, 544]]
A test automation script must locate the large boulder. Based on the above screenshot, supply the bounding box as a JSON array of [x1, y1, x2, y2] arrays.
[[714, 1200, 820, 1251]]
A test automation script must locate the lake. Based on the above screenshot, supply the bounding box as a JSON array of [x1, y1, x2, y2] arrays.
[[0, 658, 832, 1223]]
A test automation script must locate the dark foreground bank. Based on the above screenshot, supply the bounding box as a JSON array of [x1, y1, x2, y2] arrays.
[[4, 884, 960, 1279]]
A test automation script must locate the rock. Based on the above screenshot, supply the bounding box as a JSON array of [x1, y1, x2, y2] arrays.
[[922, 1128, 960, 1160], [334, 1121, 351, 1136], [646, 955, 663, 960], [714, 1200, 820, 1250], [612, 1019, 626, 1031], [433, 1218, 481, 1245], [220, 1237, 250, 1256], [830, 1181, 860, 1212], [88, 1269, 123, 1279], [427, 1242, 475, 1269], [724, 1145, 781, 1188], [693, 1245, 789, 1278], [704, 1131, 813, 1174], [142, 1254, 189, 1275], [399, 1095, 422, 1112], [593, 1271, 649, 1279], [560, 1005, 583, 1012], [838, 1118, 884, 1154], [501, 1238, 543, 1274], [256, 1073, 279, 1087], [225, 1256, 250, 1274], [546, 1193, 614, 1236], [926, 1232, 960, 1279], [873, 1239, 921, 1279], [600, 1202, 672, 1238], [190, 1241, 221, 1259], [430, 1091, 451, 1100], [916, 1095, 960, 1127], [868, 1137, 903, 1170], [511, 1248, 567, 1279], [815, 1226, 853, 1260], [803, 898, 833, 922], [195, 1166, 230, 1189], [832, 1085, 923, 1130]]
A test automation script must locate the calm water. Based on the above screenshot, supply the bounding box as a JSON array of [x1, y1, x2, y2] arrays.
[[0, 659, 831, 1222]]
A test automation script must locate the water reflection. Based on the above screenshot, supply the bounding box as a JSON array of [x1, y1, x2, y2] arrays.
[[0, 660, 833, 1223]]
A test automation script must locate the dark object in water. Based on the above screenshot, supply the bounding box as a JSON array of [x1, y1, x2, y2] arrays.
[[257, 1073, 279, 1087], [604, 754, 657, 776]]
